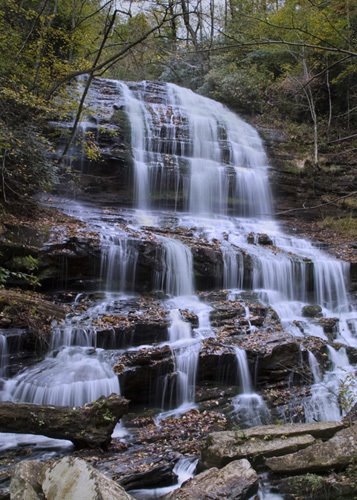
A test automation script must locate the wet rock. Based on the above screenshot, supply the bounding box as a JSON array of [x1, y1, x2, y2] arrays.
[[93, 306, 169, 349], [210, 303, 245, 327], [191, 244, 223, 290], [201, 428, 316, 468], [198, 340, 237, 385], [262, 382, 309, 423], [0, 394, 129, 449], [318, 317, 338, 341], [239, 332, 302, 384], [179, 309, 199, 327], [119, 465, 176, 491], [165, 459, 258, 499], [0, 289, 66, 332], [301, 305, 322, 318], [0, 289, 68, 371], [276, 471, 357, 499], [247, 232, 255, 244], [257, 233, 273, 246], [114, 345, 174, 405], [266, 424, 357, 474], [10, 460, 46, 500], [42, 457, 133, 499], [344, 402, 357, 424], [245, 421, 344, 440], [201, 422, 344, 469], [345, 345, 357, 365], [40, 231, 102, 291]]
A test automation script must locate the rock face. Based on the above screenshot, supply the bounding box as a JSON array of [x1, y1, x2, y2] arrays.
[[42, 457, 133, 500], [164, 459, 258, 500], [266, 424, 357, 474], [201, 421, 344, 468]]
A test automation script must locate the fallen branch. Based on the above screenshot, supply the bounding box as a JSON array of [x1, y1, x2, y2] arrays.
[[0, 394, 129, 449], [276, 191, 357, 215]]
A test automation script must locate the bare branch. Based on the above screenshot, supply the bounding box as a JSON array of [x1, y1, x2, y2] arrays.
[[47, 8, 181, 98], [276, 191, 357, 216]]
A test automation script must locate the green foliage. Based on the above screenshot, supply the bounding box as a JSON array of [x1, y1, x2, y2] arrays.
[[0, 252, 40, 288], [0, 0, 108, 206], [83, 132, 102, 162], [0, 266, 40, 288], [199, 59, 274, 114], [10, 255, 39, 273], [0, 0, 356, 210], [338, 372, 357, 415]]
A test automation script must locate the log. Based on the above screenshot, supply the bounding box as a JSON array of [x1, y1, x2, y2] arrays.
[[0, 394, 129, 449]]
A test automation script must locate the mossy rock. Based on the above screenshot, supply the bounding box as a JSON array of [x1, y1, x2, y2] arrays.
[[302, 305, 322, 318]]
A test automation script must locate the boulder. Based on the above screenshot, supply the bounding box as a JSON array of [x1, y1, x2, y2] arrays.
[[276, 472, 357, 499], [302, 305, 322, 318], [266, 424, 357, 474], [42, 457, 133, 500], [257, 234, 273, 246], [10, 460, 46, 500], [201, 431, 315, 468], [0, 395, 129, 449], [201, 422, 344, 469], [164, 459, 258, 499], [242, 421, 344, 440]]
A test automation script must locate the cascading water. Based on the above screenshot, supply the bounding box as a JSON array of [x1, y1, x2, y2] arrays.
[[1, 77, 357, 482], [0, 333, 7, 378], [129, 457, 198, 498], [231, 347, 270, 427], [156, 237, 194, 297], [155, 237, 204, 415], [304, 346, 356, 422]]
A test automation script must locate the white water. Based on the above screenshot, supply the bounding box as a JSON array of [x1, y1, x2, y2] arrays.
[[232, 347, 270, 427], [0, 333, 7, 378], [304, 346, 356, 422], [156, 236, 194, 296], [1, 78, 357, 460], [4, 347, 119, 407], [129, 457, 198, 499], [101, 233, 139, 293]]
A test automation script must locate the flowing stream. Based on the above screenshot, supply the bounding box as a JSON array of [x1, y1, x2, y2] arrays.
[[0, 78, 357, 496]]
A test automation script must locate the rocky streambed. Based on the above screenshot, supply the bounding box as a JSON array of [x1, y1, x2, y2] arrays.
[[5, 415, 357, 499]]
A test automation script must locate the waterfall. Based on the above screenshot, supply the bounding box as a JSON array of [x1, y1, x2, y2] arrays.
[[156, 237, 194, 297], [6, 348, 119, 407], [117, 82, 151, 209], [2, 77, 357, 458], [304, 346, 356, 422], [101, 233, 138, 293], [168, 310, 200, 407], [222, 240, 244, 290], [308, 351, 322, 383], [232, 347, 270, 427], [117, 81, 272, 216], [129, 457, 198, 498], [0, 333, 7, 378]]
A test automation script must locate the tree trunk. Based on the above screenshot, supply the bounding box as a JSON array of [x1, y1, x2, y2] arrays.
[[0, 394, 129, 449]]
